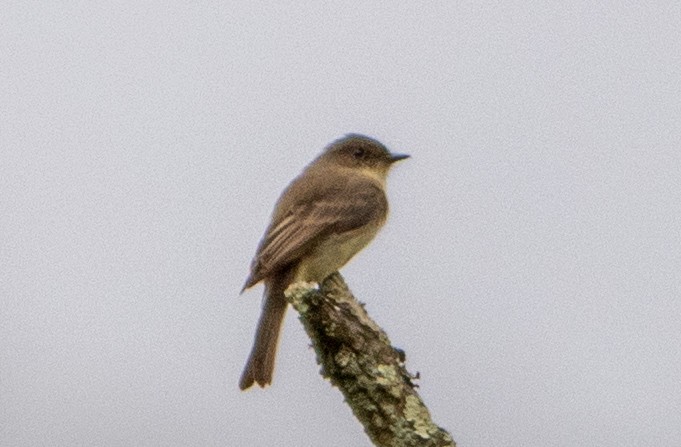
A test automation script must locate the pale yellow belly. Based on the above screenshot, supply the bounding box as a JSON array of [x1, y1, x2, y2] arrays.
[[293, 221, 384, 283]]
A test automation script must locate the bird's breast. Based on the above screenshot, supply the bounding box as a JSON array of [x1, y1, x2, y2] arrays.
[[293, 217, 385, 283]]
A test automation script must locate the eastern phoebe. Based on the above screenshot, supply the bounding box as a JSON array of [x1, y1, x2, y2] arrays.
[[239, 134, 409, 390]]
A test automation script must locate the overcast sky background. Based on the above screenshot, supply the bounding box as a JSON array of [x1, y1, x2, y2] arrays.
[[2, 2, 680, 446]]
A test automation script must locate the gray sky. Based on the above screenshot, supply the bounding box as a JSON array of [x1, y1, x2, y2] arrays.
[[2, 2, 680, 446]]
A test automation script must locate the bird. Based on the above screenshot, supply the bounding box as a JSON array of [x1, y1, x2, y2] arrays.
[[239, 134, 409, 390]]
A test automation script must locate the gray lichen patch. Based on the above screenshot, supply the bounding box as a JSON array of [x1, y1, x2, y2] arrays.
[[405, 395, 435, 439], [284, 281, 319, 312]]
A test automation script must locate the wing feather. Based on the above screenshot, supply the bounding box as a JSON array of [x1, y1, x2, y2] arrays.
[[242, 176, 386, 289]]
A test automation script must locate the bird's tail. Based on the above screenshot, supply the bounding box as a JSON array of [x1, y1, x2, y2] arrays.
[[239, 274, 289, 390]]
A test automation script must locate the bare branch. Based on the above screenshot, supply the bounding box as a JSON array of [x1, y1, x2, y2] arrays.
[[285, 273, 456, 447]]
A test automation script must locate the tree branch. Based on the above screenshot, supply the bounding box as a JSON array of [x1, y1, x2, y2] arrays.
[[284, 273, 456, 447]]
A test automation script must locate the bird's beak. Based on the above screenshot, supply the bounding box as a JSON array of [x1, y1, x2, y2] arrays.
[[390, 153, 410, 163]]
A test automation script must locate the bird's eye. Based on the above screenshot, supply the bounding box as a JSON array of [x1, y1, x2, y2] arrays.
[[353, 147, 366, 159]]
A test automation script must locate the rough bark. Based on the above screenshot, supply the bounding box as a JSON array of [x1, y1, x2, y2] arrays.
[[284, 273, 456, 447]]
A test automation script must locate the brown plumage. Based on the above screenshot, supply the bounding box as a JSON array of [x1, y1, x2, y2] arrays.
[[239, 134, 408, 390]]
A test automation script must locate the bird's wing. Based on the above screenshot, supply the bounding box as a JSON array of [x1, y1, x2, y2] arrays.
[[242, 179, 386, 289]]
